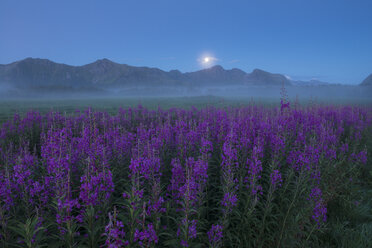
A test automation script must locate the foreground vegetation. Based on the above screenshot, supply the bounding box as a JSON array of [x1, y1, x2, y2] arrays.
[[0, 99, 371, 247]]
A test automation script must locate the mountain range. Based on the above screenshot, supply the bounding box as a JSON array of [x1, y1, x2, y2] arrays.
[[0, 58, 370, 98], [0, 58, 307, 89]]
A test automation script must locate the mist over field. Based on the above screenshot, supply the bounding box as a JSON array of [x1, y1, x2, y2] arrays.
[[0, 58, 371, 103], [2, 85, 371, 105]]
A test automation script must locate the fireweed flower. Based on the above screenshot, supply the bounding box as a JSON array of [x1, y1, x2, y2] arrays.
[[200, 138, 213, 158], [170, 156, 208, 247], [77, 128, 115, 211], [176, 219, 198, 247], [129, 156, 161, 180], [104, 211, 128, 247], [280, 99, 290, 113], [0, 175, 14, 210], [220, 131, 240, 218], [12, 152, 34, 189], [269, 134, 286, 159], [287, 150, 310, 172], [170, 157, 208, 207], [3, 148, 45, 210], [221, 135, 239, 172], [221, 192, 238, 213], [207, 224, 223, 247], [180, 239, 189, 248], [349, 150, 368, 165], [245, 143, 264, 197], [134, 223, 158, 246], [79, 170, 114, 207], [270, 169, 282, 189], [146, 196, 165, 216], [339, 143, 349, 155], [40, 128, 84, 232], [188, 219, 197, 239], [307, 187, 327, 226], [127, 134, 163, 245], [169, 158, 185, 202]]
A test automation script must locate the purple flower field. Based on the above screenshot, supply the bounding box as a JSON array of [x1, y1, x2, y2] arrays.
[[0, 103, 371, 247]]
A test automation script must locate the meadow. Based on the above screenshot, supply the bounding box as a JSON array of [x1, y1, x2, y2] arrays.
[[1, 96, 370, 124], [0, 96, 269, 124], [0, 96, 371, 247]]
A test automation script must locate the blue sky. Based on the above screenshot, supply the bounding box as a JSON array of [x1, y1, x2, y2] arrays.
[[0, 0, 371, 84]]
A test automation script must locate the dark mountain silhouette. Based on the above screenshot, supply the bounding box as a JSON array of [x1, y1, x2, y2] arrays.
[[0, 58, 181, 89], [4, 58, 360, 100], [1, 58, 370, 100], [246, 69, 291, 85], [360, 74, 372, 86], [184, 65, 249, 86], [0, 58, 301, 92]]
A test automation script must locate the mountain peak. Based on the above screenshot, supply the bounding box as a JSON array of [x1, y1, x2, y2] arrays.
[[93, 58, 116, 65], [251, 68, 268, 75], [85, 59, 120, 72], [231, 68, 245, 73], [360, 74, 372, 86], [247, 68, 291, 85], [208, 65, 224, 71], [20, 57, 53, 64], [169, 69, 182, 75]]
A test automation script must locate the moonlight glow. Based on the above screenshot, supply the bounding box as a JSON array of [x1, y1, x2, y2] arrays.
[[198, 54, 218, 68]]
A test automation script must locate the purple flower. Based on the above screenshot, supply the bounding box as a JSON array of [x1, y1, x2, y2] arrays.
[[270, 169, 282, 189], [245, 144, 264, 197], [188, 219, 197, 239], [180, 239, 189, 247], [200, 138, 213, 156], [103, 211, 127, 247], [340, 143, 349, 154], [308, 187, 327, 226], [134, 223, 158, 246], [79, 170, 114, 207], [221, 192, 238, 212], [350, 150, 368, 164], [207, 224, 223, 247], [170, 157, 208, 207]]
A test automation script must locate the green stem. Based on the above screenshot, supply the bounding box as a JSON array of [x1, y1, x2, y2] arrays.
[[277, 173, 302, 248], [304, 224, 317, 245], [66, 220, 74, 248], [89, 207, 95, 247], [257, 187, 274, 248]]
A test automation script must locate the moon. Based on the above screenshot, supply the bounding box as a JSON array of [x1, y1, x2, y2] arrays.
[[198, 53, 217, 68]]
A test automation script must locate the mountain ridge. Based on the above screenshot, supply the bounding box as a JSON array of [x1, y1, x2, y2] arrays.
[[360, 74, 372, 86], [0, 58, 351, 92]]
